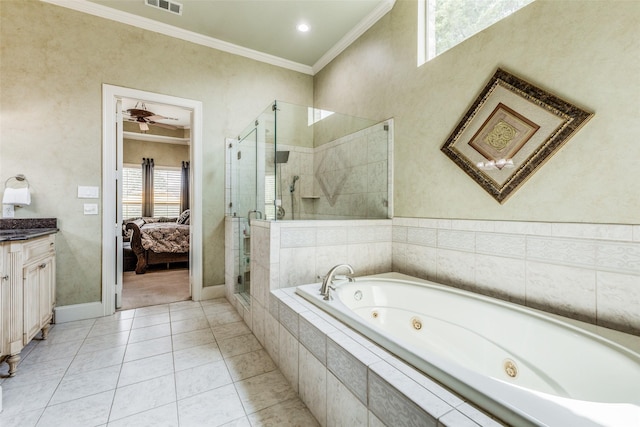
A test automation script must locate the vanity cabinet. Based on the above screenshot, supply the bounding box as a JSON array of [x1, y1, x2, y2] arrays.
[[0, 234, 56, 376]]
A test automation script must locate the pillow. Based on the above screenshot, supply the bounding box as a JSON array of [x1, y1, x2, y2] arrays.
[[177, 209, 190, 224]]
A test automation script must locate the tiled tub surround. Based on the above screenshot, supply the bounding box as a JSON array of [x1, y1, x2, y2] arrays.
[[242, 219, 393, 315], [265, 287, 505, 427], [240, 217, 640, 336], [392, 218, 640, 335]]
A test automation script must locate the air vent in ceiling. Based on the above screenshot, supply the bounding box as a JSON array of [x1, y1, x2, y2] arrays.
[[146, 0, 182, 16]]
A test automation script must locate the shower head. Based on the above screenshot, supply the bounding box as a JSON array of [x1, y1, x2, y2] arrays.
[[289, 175, 300, 193], [275, 151, 290, 164]]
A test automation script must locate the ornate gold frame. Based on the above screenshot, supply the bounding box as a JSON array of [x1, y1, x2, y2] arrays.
[[441, 68, 593, 203]]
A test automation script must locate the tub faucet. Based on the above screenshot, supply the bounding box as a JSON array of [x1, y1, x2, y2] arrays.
[[320, 264, 355, 300]]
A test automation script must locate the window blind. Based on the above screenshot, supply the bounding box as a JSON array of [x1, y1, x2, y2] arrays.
[[122, 165, 182, 218]]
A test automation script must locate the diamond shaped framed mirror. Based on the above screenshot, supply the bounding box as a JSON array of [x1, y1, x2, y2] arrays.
[[441, 68, 593, 203]]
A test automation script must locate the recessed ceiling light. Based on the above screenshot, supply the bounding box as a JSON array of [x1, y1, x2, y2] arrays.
[[297, 23, 310, 33]]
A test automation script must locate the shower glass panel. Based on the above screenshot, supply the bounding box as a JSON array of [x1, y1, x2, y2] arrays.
[[233, 125, 257, 302], [272, 100, 390, 220], [230, 104, 276, 302], [227, 100, 391, 302]]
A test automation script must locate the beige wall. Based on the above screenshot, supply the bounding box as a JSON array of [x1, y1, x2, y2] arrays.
[[0, 1, 312, 305], [314, 0, 640, 224], [123, 139, 189, 168]]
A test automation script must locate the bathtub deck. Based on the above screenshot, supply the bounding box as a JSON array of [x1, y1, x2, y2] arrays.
[[265, 287, 506, 427]]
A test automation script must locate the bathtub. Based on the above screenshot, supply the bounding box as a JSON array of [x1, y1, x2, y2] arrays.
[[295, 272, 640, 427]]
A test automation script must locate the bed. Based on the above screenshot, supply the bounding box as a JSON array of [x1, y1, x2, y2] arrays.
[[125, 213, 189, 274]]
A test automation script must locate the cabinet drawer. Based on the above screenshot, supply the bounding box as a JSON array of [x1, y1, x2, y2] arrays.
[[22, 235, 55, 264]]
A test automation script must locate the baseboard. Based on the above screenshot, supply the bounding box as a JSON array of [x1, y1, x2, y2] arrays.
[[54, 301, 104, 324], [200, 284, 225, 301]]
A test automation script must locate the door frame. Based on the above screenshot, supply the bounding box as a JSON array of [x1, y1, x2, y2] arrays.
[[102, 84, 203, 316]]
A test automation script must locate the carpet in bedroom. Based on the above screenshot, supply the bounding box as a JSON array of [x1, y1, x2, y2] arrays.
[[121, 267, 190, 310]]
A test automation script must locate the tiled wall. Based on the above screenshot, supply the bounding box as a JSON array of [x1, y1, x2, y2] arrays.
[[225, 217, 639, 425], [269, 143, 315, 220], [312, 122, 392, 220], [393, 218, 640, 335], [233, 217, 640, 338]]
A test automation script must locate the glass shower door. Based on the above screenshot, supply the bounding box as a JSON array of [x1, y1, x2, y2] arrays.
[[234, 126, 258, 302]]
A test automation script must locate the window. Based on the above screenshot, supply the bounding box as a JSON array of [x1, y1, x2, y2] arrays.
[[308, 107, 334, 126], [122, 165, 142, 218], [122, 164, 182, 218], [418, 0, 534, 65], [152, 167, 182, 217]]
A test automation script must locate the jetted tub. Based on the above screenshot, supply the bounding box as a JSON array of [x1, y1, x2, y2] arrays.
[[296, 272, 640, 427]]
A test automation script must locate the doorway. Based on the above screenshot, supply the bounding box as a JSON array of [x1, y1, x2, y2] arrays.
[[102, 85, 203, 316], [119, 97, 192, 310]]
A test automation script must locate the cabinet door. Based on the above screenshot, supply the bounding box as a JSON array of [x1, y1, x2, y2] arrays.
[[23, 262, 40, 344], [0, 243, 5, 357], [38, 256, 55, 327]]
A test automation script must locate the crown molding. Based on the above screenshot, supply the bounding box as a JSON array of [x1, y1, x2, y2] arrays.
[[312, 0, 396, 74], [41, 0, 314, 75]]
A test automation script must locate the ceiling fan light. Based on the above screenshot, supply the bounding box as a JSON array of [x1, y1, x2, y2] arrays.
[[139, 122, 150, 132]]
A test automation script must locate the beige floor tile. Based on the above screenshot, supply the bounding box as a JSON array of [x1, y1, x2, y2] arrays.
[[172, 328, 216, 351], [219, 417, 252, 427], [124, 335, 173, 362], [66, 345, 126, 375], [134, 304, 170, 318], [128, 322, 172, 344], [88, 318, 133, 338], [110, 374, 176, 421], [218, 333, 262, 358], [171, 316, 210, 334], [169, 307, 206, 322], [173, 342, 223, 372], [225, 349, 276, 381], [131, 312, 171, 329], [212, 321, 251, 341], [0, 406, 44, 427], [248, 397, 320, 426], [78, 331, 130, 354], [234, 370, 297, 414], [118, 352, 174, 387], [207, 308, 244, 326], [49, 364, 120, 405], [107, 402, 179, 427], [175, 360, 233, 400], [37, 389, 115, 427], [177, 384, 246, 427]]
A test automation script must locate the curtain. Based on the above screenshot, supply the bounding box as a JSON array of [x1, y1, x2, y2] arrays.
[[180, 161, 190, 213], [141, 158, 154, 217]]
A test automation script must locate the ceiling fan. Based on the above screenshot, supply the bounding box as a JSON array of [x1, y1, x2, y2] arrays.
[[124, 102, 178, 132]]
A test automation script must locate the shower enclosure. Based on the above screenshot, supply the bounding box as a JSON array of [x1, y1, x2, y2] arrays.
[[226, 100, 393, 302]]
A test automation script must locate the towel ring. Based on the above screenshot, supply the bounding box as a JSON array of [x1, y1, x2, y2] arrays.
[[4, 174, 30, 189]]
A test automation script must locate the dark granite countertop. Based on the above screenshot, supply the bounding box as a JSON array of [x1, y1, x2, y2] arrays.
[[0, 218, 58, 242]]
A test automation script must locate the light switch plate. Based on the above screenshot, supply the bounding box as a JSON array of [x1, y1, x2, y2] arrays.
[[2, 204, 15, 218], [78, 186, 99, 199], [83, 203, 98, 215]]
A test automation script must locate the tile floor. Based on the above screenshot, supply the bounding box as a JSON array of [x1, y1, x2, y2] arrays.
[[0, 299, 319, 427]]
